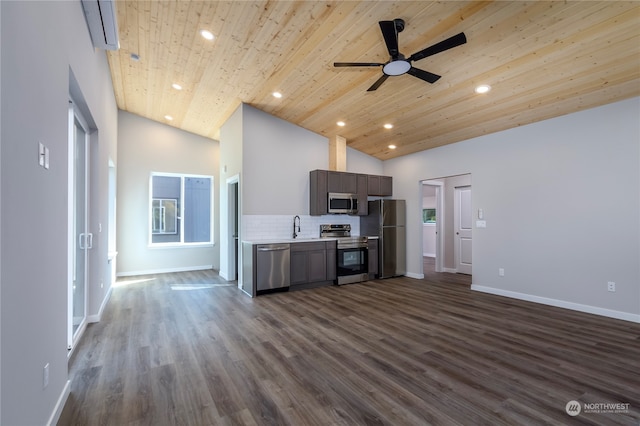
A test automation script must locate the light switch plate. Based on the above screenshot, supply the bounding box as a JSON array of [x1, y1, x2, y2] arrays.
[[476, 220, 487, 228], [44, 147, 50, 169], [39, 142, 45, 167]]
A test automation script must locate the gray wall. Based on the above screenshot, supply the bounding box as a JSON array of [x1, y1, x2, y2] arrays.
[[117, 111, 219, 275], [242, 104, 329, 215], [384, 97, 640, 320], [347, 146, 384, 176], [1, 1, 118, 424], [223, 104, 385, 218]]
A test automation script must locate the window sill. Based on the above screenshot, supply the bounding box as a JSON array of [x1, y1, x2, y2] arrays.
[[148, 243, 215, 249]]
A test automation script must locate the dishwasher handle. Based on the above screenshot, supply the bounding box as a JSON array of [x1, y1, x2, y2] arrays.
[[257, 245, 290, 251]]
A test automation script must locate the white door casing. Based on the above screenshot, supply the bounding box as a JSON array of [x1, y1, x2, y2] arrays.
[[68, 101, 91, 350]]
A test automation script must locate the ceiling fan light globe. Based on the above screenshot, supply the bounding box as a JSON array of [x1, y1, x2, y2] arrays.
[[383, 60, 411, 76]]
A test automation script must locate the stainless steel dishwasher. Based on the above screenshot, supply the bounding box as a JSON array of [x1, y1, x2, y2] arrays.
[[256, 244, 291, 292]]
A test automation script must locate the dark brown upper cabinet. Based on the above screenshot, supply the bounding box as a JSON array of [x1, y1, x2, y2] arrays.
[[310, 170, 392, 216], [367, 175, 393, 196]]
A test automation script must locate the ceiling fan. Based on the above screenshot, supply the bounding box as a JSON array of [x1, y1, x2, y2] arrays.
[[334, 19, 467, 91]]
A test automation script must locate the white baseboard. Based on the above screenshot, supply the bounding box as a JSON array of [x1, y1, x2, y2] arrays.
[[423, 253, 435, 258], [442, 267, 457, 273], [471, 284, 640, 323], [117, 264, 214, 277], [405, 272, 424, 279], [87, 285, 113, 323], [47, 379, 70, 426]]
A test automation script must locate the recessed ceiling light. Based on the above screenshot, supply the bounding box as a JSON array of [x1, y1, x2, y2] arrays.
[[200, 30, 215, 40], [388, 144, 397, 149], [384, 123, 393, 129], [164, 115, 173, 121], [475, 84, 491, 94], [272, 92, 283, 98], [337, 121, 346, 127], [172, 83, 182, 90]]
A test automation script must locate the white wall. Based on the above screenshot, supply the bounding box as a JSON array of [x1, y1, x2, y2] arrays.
[[0, 1, 118, 424], [347, 146, 384, 175], [384, 97, 640, 321], [219, 104, 244, 280], [242, 104, 329, 215], [117, 111, 219, 275]]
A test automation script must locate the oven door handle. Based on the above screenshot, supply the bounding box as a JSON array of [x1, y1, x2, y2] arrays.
[[338, 243, 368, 249]]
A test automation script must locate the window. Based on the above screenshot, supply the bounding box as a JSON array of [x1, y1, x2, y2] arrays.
[[423, 208, 436, 224], [150, 173, 213, 245], [152, 199, 178, 234]]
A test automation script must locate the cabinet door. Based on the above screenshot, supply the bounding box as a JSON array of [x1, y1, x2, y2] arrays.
[[327, 171, 342, 193], [341, 173, 357, 193], [328, 171, 357, 193], [308, 250, 327, 283], [367, 175, 380, 196], [326, 242, 337, 281], [380, 176, 393, 196], [368, 239, 379, 279], [367, 175, 393, 196], [310, 170, 328, 215], [356, 174, 368, 215], [290, 251, 308, 285]]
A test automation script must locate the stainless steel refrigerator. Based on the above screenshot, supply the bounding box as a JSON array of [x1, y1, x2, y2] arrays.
[[360, 199, 406, 278]]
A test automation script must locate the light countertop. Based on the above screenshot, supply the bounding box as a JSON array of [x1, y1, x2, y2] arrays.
[[242, 236, 377, 245]]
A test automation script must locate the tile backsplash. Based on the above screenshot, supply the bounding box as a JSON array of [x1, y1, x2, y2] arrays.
[[243, 214, 360, 241]]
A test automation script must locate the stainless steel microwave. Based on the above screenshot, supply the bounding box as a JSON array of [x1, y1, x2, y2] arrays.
[[328, 192, 358, 214]]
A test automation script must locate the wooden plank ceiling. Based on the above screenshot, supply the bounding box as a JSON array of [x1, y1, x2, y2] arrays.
[[108, 1, 640, 160]]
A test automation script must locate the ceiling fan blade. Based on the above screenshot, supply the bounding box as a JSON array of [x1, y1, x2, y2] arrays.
[[407, 67, 441, 84], [367, 74, 389, 91], [408, 32, 467, 62], [334, 62, 384, 67], [379, 20, 399, 58]]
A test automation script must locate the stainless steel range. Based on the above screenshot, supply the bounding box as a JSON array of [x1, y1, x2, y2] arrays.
[[320, 224, 368, 285]]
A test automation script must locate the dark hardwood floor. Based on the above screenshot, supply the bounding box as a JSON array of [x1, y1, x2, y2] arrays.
[[58, 265, 640, 425]]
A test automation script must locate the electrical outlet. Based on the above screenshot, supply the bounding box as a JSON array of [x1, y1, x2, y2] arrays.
[[43, 363, 50, 388], [499, 268, 505, 277], [607, 282, 616, 292]]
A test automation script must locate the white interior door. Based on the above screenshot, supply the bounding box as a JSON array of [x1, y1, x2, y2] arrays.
[[454, 186, 472, 275]]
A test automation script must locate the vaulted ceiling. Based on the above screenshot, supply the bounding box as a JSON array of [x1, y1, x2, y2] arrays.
[[107, 1, 640, 160]]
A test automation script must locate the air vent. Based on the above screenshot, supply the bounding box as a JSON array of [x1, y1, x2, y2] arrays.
[[81, 0, 119, 50]]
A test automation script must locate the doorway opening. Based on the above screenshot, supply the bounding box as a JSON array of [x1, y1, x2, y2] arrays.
[[420, 174, 472, 281], [226, 176, 240, 282], [68, 99, 92, 351]]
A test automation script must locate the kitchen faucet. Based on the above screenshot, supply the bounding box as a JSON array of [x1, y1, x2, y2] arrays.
[[293, 215, 301, 239]]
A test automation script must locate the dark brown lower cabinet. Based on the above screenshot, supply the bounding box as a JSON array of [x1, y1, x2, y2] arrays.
[[290, 241, 335, 287], [367, 238, 379, 280], [326, 241, 337, 281]]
